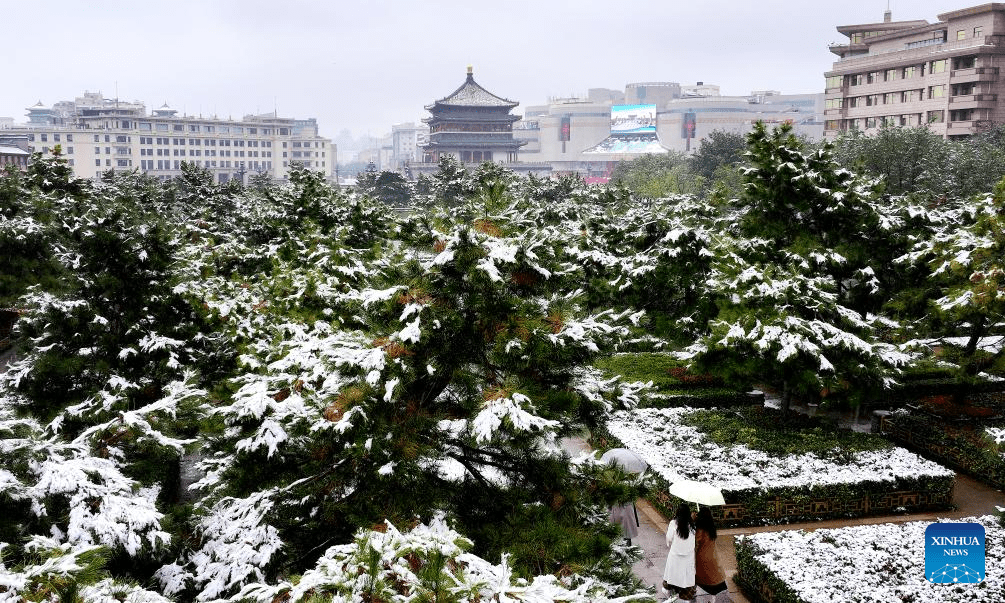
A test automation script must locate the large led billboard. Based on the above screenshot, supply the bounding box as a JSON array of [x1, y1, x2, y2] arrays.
[[610, 104, 656, 134]]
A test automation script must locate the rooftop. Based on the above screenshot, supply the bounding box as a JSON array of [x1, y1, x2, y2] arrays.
[[426, 67, 519, 110]]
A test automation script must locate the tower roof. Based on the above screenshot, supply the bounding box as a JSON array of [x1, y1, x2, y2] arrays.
[[426, 67, 519, 110]]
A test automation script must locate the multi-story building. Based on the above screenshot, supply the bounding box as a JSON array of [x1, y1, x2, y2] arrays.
[[421, 67, 527, 165], [390, 122, 429, 171], [516, 84, 822, 177], [658, 92, 823, 153], [8, 91, 335, 183], [824, 3, 1005, 139], [0, 144, 29, 172]]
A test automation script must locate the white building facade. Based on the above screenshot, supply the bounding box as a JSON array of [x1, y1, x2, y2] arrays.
[[11, 92, 334, 183]]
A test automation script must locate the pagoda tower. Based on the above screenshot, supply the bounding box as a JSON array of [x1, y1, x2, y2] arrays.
[[422, 67, 526, 164]]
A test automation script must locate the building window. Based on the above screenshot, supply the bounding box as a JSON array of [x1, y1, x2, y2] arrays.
[[950, 109, 973, 121], [928, 84, 946, 98], [957, 29, 966, 41], [41, 134, 47, 142], [952, 83, 976, 96], [927, 110, 945, 123], [54, 134, 60, 142], [96, 159, 101, 166], [883, 93, 896, 104], [67, 147, 73, 154], [884, 69, 896, 82], [954, 56, 976, 70], [66, 134, 73, 142], [975, 26, 983, 37], [930, 59, 948, 74]]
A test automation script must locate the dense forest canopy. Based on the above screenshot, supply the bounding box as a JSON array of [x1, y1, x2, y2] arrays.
[[0, 125, 1003, 602]]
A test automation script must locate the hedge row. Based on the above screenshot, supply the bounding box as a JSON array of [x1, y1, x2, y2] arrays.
[[591, 421, 954, 528], [881, 410, 1005, 491], [639, 390, 763, 409], [734, 536, 805, 603]]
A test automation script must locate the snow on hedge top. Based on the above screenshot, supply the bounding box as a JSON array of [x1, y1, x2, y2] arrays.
[[607, 407, 953, 493], [740, 515, 1003, 603]]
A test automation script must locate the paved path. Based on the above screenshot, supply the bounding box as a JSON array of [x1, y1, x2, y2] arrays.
[[569, 430, 1005, 602], [631, 474, 1005, 602]]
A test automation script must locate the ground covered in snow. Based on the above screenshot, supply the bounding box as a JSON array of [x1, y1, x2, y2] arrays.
[[607, 407, 954, 495], [736, 515, 1004, 602]]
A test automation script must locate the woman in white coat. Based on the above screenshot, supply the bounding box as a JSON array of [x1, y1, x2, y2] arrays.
[[662, 502, 696, 602]]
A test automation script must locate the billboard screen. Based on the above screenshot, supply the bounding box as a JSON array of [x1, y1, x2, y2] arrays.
[[611, 104, 656, 134], [559, 116, 571, 141]]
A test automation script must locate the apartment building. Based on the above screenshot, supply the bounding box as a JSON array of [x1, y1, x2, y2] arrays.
[[11, 91, 335, 183], [824, 3, 1005, 139]]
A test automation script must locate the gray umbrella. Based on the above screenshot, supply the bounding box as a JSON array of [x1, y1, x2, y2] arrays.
[[600, 448, 649, 474]]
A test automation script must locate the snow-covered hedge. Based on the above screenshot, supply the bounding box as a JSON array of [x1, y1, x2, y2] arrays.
[[735, 515, 1004, 603], [882, 410, 1005, 490], [604, 407, 954, 525]]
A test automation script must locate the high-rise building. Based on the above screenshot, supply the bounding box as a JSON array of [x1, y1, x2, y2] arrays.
[[8, 91, 335, 183], [824, 3, 1005, 139]]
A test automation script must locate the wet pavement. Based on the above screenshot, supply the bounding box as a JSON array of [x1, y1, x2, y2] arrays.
[[566, 431, 1005, 603]]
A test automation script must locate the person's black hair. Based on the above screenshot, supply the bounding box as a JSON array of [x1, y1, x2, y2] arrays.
[[674, 502, 694, 539], [695, 505, 717, 540]]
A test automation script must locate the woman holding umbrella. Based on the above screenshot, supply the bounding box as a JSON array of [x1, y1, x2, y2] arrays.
[[663, 479, 726, 602], [662, 502, 696, 602], [600, 448, 648, 544]]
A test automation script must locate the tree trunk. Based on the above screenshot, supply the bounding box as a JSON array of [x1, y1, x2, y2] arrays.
[[954, 316, 987, 405], [780, 380, 791, 415]]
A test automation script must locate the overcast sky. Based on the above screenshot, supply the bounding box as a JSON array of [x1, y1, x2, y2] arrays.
[[3, 1, 959, 141]]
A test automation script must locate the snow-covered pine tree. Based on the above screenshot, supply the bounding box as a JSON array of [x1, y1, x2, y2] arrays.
[[682, 122, 911, 412]]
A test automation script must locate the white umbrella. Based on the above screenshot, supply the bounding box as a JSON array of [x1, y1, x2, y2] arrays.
[[667, 479, 725, 506], [600, 448, 649, 474]]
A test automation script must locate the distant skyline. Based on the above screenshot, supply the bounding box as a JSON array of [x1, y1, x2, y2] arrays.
[[3, 1, 961, 140]]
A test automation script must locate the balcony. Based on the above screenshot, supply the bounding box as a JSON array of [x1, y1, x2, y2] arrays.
[[949, 66, 1000, 83], [946, 120, 977, 135], [948, 94, 998, 109], [834, 36, 1003, 70]]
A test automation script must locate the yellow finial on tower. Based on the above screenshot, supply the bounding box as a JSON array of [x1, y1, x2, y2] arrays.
[[467, 65, 473, 75]]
